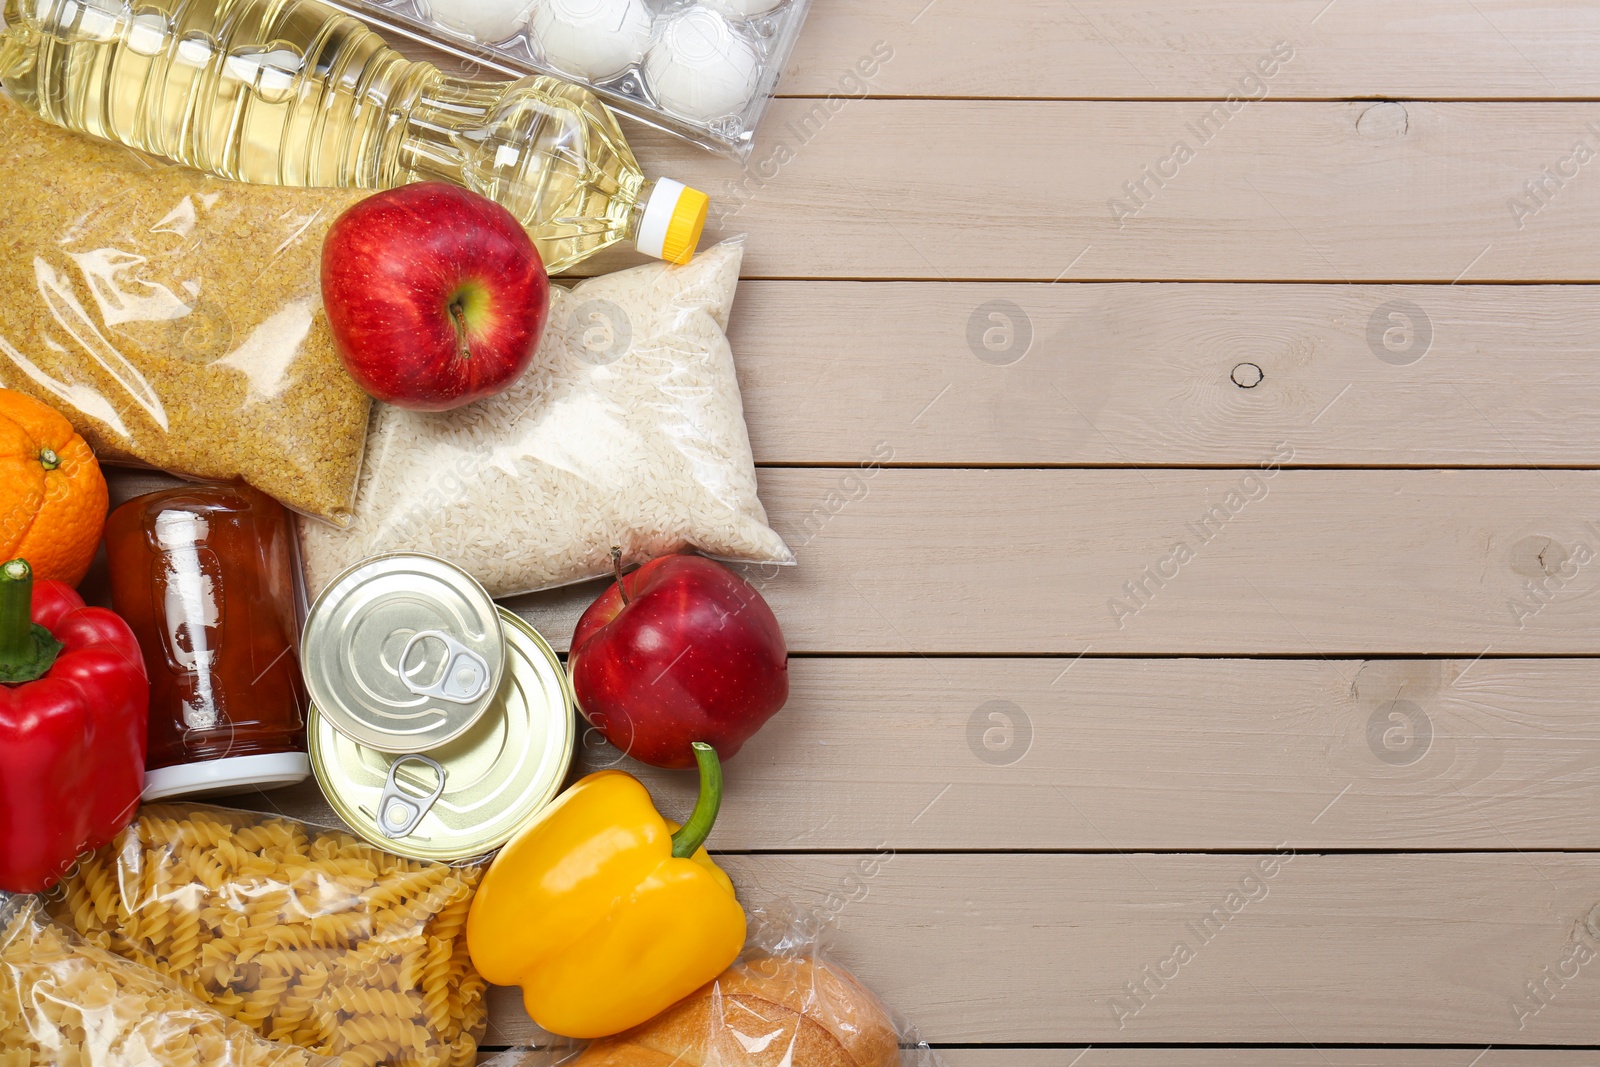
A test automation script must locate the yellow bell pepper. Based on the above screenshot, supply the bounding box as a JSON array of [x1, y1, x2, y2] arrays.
[[465, 742, 746, 1038]]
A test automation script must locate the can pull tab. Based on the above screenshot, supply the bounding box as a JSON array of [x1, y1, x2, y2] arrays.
[[377, 754, 446, 839], [399, 630, 492, 704]]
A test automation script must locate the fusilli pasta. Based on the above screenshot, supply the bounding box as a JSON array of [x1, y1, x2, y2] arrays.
[[0, 897, 336, 1067], [45, 804, 487, 1067]]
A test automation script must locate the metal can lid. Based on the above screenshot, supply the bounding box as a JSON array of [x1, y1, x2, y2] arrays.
[[309, 609, 575, 862], [302, 553, 506, 754]]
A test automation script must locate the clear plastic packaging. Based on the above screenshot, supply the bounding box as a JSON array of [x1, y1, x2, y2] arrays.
[[42, 803, 487, 1067], [481, 900, 948, 1067], [0, 0, 709, 274], [0, 94, 372, 526], [329, 0, 814, 157], [0, 893, 337, 1067], [299, 238, 794, 599]]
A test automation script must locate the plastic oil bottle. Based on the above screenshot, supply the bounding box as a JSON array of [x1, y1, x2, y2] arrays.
[[0, 0, 708, 272]]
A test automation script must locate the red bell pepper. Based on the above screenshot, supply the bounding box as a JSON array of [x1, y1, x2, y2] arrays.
[[0, 557, 149, 893]]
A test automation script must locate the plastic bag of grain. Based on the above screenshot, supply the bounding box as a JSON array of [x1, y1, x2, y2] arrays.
[[0, 96, 371, 525], [299, 238, 792, 597]]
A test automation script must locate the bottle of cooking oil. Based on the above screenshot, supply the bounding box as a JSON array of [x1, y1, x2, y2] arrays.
[[0, 0, 708, 272]]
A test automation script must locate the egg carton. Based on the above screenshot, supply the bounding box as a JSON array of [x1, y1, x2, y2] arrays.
[[329, 0, 812, 158]]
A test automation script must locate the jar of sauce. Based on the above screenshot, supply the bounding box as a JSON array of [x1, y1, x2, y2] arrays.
[[106, 484, 310, 798]]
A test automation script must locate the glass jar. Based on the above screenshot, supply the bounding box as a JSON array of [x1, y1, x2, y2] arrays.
[[106, 483, 310, 798]]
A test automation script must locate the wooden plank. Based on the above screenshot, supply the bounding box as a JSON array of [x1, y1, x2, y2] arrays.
[[503, 468, 1600, 656], [566, 101, 1600, 281], [266, 656, 1600, 851], [392, 1, 1600, 103], [529, 656, 1600, 850], [109, 469, 1600, 656], [784, 0, 1600, 101], [88, 280, 1600, 470], [480, 852, 1600, 1044], [91, 272, 1600, 470], [480, 1051, 1600, 1066], [729, 282, 1600, 466], [926, 1054, 1600, 1067]]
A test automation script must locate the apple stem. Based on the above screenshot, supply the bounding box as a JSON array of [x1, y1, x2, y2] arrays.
[[449, 299, 471, 361], [670, 742, 724, 859], [611, 546, 629, 605]]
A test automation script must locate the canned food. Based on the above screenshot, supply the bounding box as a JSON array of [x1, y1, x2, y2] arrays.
[[302, 553, 505, 754], [309, 610, 575, 861]]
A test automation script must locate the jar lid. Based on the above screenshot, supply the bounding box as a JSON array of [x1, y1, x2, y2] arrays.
[[309, 610, 575, 861], [301, 553, 505, 754], [142, 753, 312, 801]]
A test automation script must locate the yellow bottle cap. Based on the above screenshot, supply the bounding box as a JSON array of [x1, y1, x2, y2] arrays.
[[638, 179, 710, 265], [663, 186, 709, 265]]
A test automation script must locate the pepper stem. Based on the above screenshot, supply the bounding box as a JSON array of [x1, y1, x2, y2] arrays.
[[0, 559, 31, 664], [0, 559, 63, 685], [670, 742, 723, 859]]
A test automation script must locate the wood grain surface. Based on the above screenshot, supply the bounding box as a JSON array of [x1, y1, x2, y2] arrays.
[[152, 0, 1600, 1058], [516, 657, 1600, 852], [931, 1055, 1600, 1067], [265, 656, 1600, 851], [783, 0, 1600, 100], [485, 1051, 1600, 1066], [471, 852, 1600, 1045], [568, 101, 1600, 281], [730, 283, 1600, 466], [405, 2, 1600, 103], [500, 468, 1600, 655]]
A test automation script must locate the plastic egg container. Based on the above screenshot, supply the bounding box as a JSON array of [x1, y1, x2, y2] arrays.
[[339, 0, 812, 157]]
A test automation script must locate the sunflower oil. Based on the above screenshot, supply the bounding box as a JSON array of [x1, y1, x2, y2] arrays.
[[0, 0, 708, 271]]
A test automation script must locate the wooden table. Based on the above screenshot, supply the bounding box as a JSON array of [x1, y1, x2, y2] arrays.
[[248, 1, 1600, 1062]]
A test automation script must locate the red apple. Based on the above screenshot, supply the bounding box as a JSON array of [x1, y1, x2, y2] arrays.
[[321, 182, 548, 411], [569, 555, 788, 769]]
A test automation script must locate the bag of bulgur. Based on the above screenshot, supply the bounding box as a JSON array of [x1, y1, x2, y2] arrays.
[[299, 238, 793, 597], [0, 95, 371, 525]]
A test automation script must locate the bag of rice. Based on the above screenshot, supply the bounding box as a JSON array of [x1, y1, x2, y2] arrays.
[[0, 95, 371, 525], [299, 238, 792, 598]]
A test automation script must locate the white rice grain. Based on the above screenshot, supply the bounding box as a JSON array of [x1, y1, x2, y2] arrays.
[[299, 239, 793, 598]]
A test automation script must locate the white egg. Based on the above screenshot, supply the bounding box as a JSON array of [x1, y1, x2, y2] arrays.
[[428, 0, 536, 43], [642, 7, 761, 124], [699, 0, 785, 18], [527, 0, 653, 82]]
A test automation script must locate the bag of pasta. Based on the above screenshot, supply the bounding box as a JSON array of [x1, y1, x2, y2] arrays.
[[44, 804, 487, 1067], [0, 893, 336, 1067]]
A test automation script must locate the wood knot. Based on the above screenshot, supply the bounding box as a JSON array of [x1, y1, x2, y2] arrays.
[[1356, 102, 1409, 140], [1231, 363, 1264, 388]]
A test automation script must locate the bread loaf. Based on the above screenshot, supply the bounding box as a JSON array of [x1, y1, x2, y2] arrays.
[[574, 955, 899, 1067]]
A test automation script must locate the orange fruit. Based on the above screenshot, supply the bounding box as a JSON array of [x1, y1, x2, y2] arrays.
[[0, 389, 108, 586]]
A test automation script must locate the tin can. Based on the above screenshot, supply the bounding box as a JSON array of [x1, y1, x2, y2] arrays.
[[309, 610, 575, 861], [301, 553, 506, 754]]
